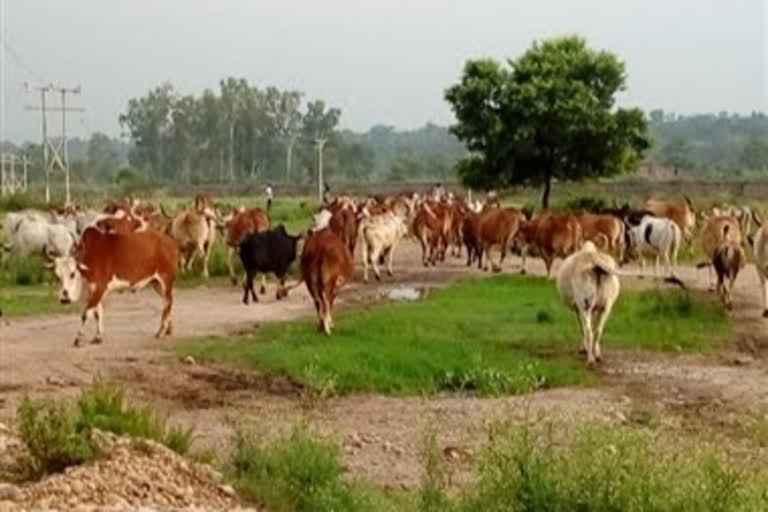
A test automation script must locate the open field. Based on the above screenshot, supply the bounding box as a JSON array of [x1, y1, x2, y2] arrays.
[[1, 188, 768, 510]]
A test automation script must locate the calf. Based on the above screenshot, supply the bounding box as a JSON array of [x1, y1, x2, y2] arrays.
[[461, 210, 483, 269], [301, 228, 354, 335], [711, 241, 745, 310], [169, 209, 216, 277], [239, 225, 301, 304], [556, 241, 621, 366], [51, 226, 179, 346], [477, 207, 525, 272], [222, 208, 270, 285], [575, 211, 625, 262], [626, 216, 681, 280], [700, 216, 742, 290], [359, 210, 409, 282]]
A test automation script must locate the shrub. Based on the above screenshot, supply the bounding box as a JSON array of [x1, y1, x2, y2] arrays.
[[75, 384, 194, 455], [562, 196, 608, 212], [228, 426, 374, 512], [17, 397, 97, 476]]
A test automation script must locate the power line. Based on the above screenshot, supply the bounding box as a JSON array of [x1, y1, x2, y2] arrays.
[[0, 37, 46, 83]]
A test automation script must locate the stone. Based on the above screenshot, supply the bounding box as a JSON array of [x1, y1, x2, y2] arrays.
[[0, 484, 20, 501]]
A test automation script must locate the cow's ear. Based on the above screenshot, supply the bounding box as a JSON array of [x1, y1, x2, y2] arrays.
[[77, 262, 89, 272]]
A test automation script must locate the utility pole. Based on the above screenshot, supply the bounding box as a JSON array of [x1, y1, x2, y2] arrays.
[[0, 153, 28, 196], [315, 137, 327, 202], [25, 83, 83, 204]]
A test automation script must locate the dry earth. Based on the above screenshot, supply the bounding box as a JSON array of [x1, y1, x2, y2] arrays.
[[1, 240, 767, 490]]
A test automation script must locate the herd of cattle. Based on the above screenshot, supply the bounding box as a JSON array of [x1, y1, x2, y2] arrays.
[[1, 190, 767, 364]]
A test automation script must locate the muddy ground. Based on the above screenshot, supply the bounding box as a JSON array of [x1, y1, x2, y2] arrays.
[[1, 241, 767, 488]]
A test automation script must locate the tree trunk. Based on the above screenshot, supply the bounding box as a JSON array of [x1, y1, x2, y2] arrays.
[[541, 172, 552, 210], [285, 141, 294, 181], [228, 122, 235, 183]]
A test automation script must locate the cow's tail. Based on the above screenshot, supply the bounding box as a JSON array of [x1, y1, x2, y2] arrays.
[[683, 195, 695, 211], [752, 209, 763, 228]]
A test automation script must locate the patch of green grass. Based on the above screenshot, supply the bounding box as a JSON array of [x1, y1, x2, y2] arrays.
[[17, 397, 98, 477], [0, 285, 76, 317], [75, 383, 194, 455], [177, 275, 730, 396], [228, 426, 389, 512], [453, 420, 768, 512]]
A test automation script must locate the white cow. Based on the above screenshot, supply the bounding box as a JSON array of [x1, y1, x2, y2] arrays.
[[359, 210, 409, 282], [2, 216, 77, 259], [752, 222, 768, 318], [556, 241, 621, 366], [626, 216, 681, 280]]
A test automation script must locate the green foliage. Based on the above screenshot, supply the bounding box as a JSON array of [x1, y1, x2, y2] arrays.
[[446, 36, 650, 207], [17, 397, 97, 477], [0, 193, 49, 212], [648, 110, 768, 176], [0, 254, 47, 287], [177, 276, 729, 396], [75, 384, 194, 455], [228, 426, 377, 512], [455, 421, 768, 512], [561, 196, 609, 212]]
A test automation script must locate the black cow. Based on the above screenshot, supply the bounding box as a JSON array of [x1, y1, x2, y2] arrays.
[[239, 225, 302, 304]]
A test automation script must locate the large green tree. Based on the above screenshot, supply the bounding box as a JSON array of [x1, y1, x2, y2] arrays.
[[445, 36, 650, 208]]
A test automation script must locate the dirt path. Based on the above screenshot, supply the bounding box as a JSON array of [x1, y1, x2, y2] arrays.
[[1, 241, 767, 487]]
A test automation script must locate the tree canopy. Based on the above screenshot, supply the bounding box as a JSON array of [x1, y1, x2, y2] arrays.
[[445, 36, 650, 207]]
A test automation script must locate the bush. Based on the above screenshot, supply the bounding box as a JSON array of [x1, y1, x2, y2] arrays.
[[228, 426, 374, 512], [0, 194, 49, 212], [455, 421, 768, 512], [76, 384, 194, 455], [0, 254, 47, 288], [17, 397, 97, 476]]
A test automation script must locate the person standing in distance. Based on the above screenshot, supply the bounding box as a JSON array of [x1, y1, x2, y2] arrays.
[[265, 183, 274, 212]]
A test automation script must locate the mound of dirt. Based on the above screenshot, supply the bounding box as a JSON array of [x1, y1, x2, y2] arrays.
[[0, 429, 257, 512]]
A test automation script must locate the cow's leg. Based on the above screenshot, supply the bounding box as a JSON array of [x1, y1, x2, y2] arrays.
[[482, 244, 491, 272], [151, 278, 173, 337], [242, 271, 256, 304], [418, 231, 429, 267], [653, 255, 660, 279], [321, 290, 333, 335], [759, 270, 768, 317], [259, 274, 267, 295], [227, 246, 238, 286], [276, 275, 287, 300], [638, 256, 645, 278], [575, 309, 587, 354], [592, 304, 613, 362], [362, 241, 371, 282], [578, 308, 595, 363], [75, 286, 105, 347], [386, 243, 396, 277], [371, 247, 382, 281], [544, 255, 554, 278], [708, 265, 715, 291], [201, 241, 211, 279], [520, 248, 527, 275], [92, 302, 105, 345]]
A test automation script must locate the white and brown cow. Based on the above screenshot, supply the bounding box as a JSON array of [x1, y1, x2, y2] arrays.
[[51, 226, 179, 346], [358, 208, 409, 282]]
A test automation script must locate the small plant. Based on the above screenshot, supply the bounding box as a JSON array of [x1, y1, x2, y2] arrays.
[[418, 430, 453, 512], [75, 383, 194, 455], [228, 426, 372, 511], [563, 196, 608, 212], [17, 397, 98, 476], [440, 363, 546, 395], [300, 362, 339, 407], [535, 310, 553, 324]]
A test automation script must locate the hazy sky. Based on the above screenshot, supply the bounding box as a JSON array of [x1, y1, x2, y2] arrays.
[[1, 0, 766, 143]]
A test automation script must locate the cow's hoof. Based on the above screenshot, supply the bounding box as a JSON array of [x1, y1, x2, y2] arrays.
[[726, 303, 733, 311], [242, 298, 249, 305], [578, 348, 587, 355], [375, 274, 381, 281], [73, 337, 83, 348], [492, 267, 502, 274], [259, 286, 267, 295], [91, 337, 103, 345], [519, 269, 527, 275], [763, 309, 768, 318], [230, 277, 238, 286]]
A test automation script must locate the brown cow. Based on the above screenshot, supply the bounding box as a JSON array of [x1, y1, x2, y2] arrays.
[[700, 216, 742, 289], [412, 200, 452, 266], [712, 240, 746, 310], [169, 208, 216, 277], [462, 210, 483, 268], [574, 211, 625, 261], [644, 196, 696, 243], [51, 227, 179, 346], [516, 212, 583, 276], [301, 227, 354, 335], [477, 207, 525, 272], [222, 208, 270, 286], [327, 202, 360, 256]]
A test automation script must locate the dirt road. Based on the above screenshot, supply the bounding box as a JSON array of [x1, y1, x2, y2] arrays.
[[1, 241, 767, 487]]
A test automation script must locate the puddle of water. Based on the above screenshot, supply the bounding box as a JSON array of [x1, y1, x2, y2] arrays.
[[387, 287, 424, 301]]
